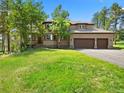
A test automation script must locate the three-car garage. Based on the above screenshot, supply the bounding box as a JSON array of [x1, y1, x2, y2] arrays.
[[70, 31, 114, 49]]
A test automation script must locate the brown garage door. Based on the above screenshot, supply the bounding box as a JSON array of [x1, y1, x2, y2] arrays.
[[97, 38, 108, 49], [74, 38, 95, 49]]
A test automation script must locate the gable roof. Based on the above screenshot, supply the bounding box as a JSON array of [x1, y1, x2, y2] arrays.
[[43, 20, 94, 25], [71, 21, 94, 25], [71, 28, 114, 34]]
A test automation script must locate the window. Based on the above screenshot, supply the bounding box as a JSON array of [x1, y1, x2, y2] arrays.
[[45, 24, 52, 28], [80, 25, 83, 29], [80, 25, 87, 29], [32, 35, 37, 41], [53, 35, 57, 40], [46, 34, 53, 40]]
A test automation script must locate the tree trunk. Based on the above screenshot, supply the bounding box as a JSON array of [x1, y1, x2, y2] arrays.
[[57, 36, 61, 48], [114, 20, 118, 45], [20, 34, 22, 52], [7, 32, 10, 53], [1, 33, 5, 54], [97, 18, 99, 28], [103, 17, 106, 30], [30, 24, 33, 48]]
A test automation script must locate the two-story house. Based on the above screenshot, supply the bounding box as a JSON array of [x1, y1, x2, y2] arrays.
[[31, 20, 114, 49]]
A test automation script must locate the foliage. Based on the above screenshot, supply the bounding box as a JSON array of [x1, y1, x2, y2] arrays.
[[8, 0, 29, 51], [119, 12, 124, 30], [0, 0, 11, 53], [24, 0, 47, 37], [92, 12, 100, 28], [92, 3, 123, 31], [110, 3, 122, 31], [92, 3, 124, 44], [10, 30, 20, 53], [8, 0, 47, 51], [51, 5, 70, 48], [52, 5, 69, 19], [99, 7, 108, 30], [118, 30, 124, 40], [114, 40, 124, 49]]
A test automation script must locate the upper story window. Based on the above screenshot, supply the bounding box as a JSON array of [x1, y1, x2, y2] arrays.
[[80, 25, 83, 29], [80, 25, 87, 29], [45, 23, 52, 28], [45, 34, 57, 40]]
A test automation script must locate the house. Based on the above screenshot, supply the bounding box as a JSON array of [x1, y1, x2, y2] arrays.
[[31, 21, 114, 49]]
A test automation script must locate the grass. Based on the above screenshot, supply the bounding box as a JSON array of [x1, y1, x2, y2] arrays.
[[0, 48, 124, 93], [114, 40, 124, 49]]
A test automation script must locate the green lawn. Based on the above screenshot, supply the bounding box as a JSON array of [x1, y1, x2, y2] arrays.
[[114, 41, 124, 49], [0, 48, 124, 93]]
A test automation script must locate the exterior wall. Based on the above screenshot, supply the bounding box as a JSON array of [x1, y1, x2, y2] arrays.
[[43, 40, 69, 48], [43, 40, 57, 48], [29, 34, 38, 45], [70, 25, 80, 30], [86, 25, 94, 29], [70, 24, 94, 30], [4, 34, 9, 52], [30, 33, 69, 48], [31, 40, 38, 45], [70, 33, 114, 49], [58, 40, 69, 48]]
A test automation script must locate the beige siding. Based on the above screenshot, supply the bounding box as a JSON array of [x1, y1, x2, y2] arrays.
[[58, 40, 69, 48], [70, 24, 94, 30], [86, 25, 94, 29], [31, 40, 38, 45], [43, 40, 69, 48], [43, 40, 57, 48], [70, 25, 80, 30]]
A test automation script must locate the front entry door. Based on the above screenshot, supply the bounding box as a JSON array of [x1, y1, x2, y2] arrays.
[[38, 37, 42, 44]]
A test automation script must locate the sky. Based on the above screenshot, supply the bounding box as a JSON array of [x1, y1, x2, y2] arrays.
[[37, 0, 124, 22]]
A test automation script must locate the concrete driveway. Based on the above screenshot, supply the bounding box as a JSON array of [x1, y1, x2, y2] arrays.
[[78, 49, 124, 67]]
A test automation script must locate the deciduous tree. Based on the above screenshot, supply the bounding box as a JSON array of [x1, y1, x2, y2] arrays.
[[0, 0, 11, 53], [51, 5, 70, 48], [9, 0, 47, 51]]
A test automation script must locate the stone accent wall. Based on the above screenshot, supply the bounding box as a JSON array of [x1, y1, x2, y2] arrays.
[[43, 40, 69, 48], [43, 40, 57, 48], [58, 40, 69, 48]]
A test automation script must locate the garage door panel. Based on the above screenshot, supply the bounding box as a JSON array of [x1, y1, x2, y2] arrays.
[[74, 38, 95, 49], [97, 38, 108, 49]]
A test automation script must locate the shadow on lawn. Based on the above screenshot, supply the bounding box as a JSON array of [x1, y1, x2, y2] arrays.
[[12, 48, 58, 57], [0, 48, 73, 59]]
